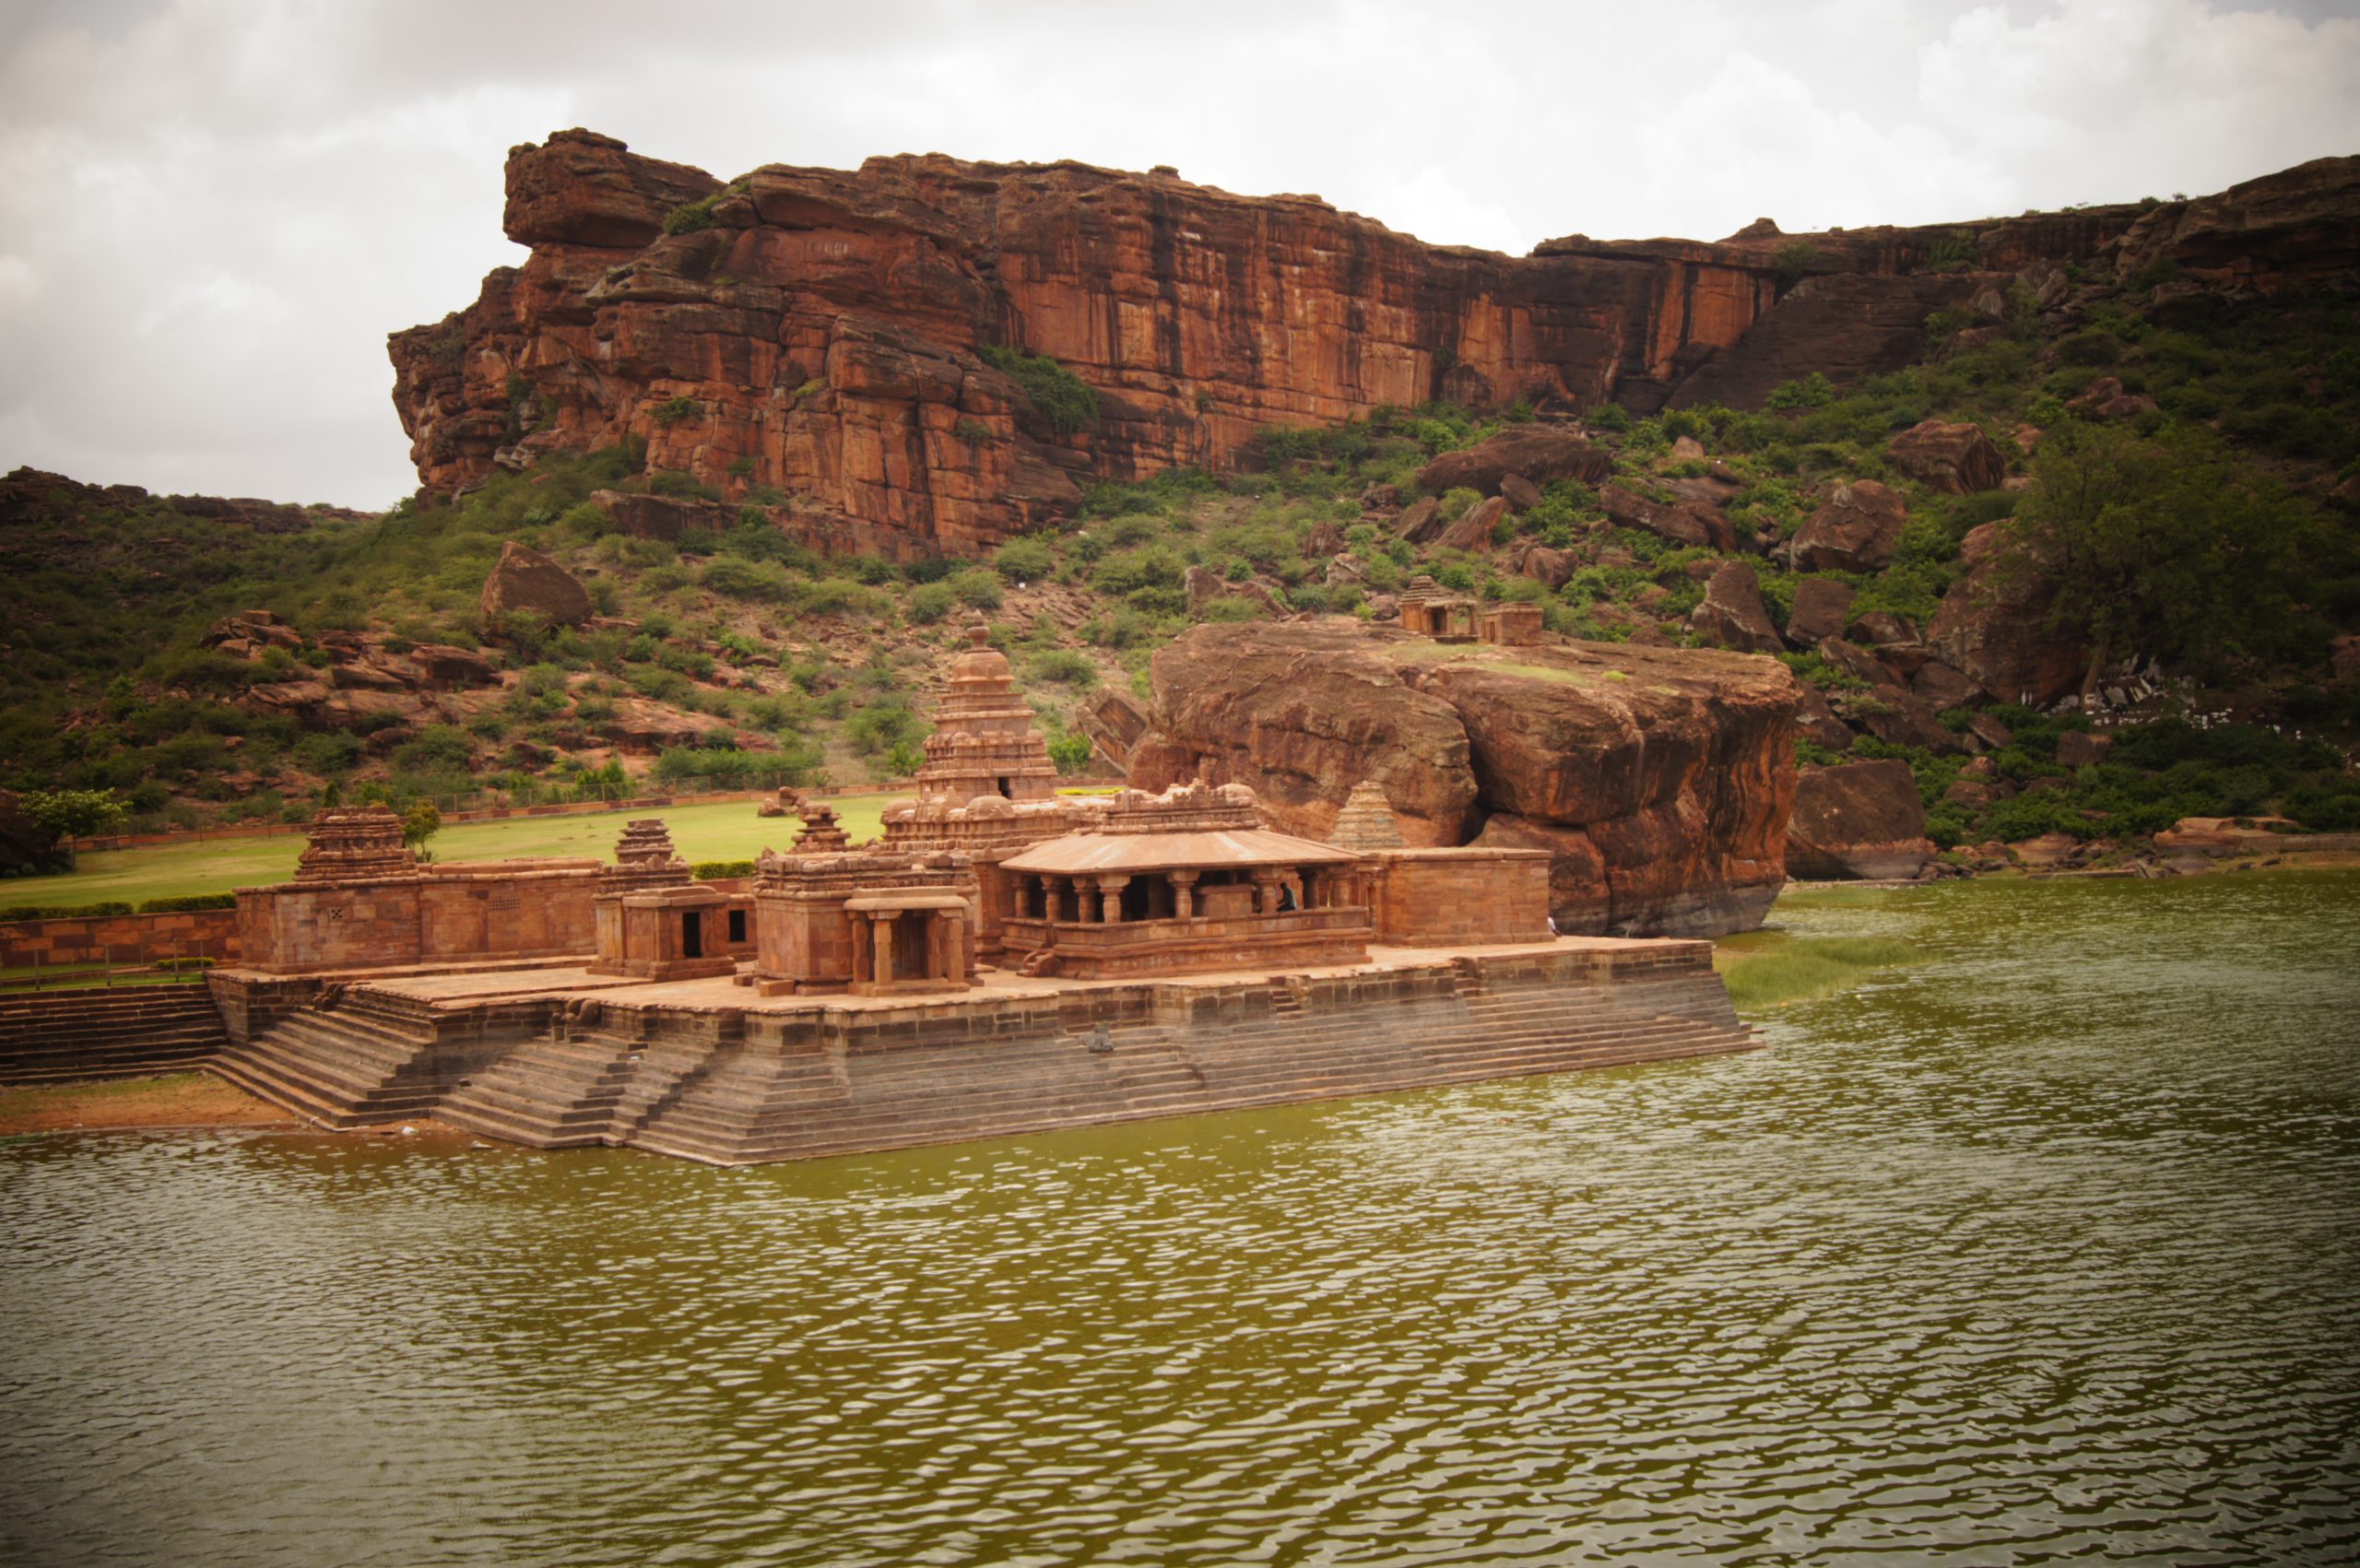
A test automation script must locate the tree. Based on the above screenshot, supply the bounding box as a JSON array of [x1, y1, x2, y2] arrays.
[[17, 788, 128, 868], [883, 740, 926, 779], [402, 801, 442, 854], [2008, 421, 2332, 690], [1047, 729, 1094, 776]]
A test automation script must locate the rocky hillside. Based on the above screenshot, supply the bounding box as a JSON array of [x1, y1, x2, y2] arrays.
[[5, 140, 2357, 879], [395, 129, 2359, 560]]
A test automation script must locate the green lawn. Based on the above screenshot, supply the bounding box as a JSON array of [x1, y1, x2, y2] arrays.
[[10, 795, 911, 907]]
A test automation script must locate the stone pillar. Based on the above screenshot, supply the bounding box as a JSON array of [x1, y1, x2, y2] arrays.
[[1097, 875, 1130, 925], [943, 914, 967, 985], [1170, 869, 1200, 919], [1251, 869, 1283, 914], [1078, 879, 1100, 924], [851, 911, 873, 986], [875, 914, 896, 987]]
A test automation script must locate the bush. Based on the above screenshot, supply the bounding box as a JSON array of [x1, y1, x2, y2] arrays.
[[702, 558, 793, 600], [979, 346, 1100, 438], [1047, 729, 1093, 775], [950, 568, 1004, 610], [691, 860, 757, 879], [1025, 648, 1099, 688], [137, 893, 238, 914], [994, 536, 1056, 583], [906, 582, 958, 623]]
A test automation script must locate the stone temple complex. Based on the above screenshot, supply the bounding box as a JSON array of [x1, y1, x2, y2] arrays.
[[206, 625, 1757, 1164]]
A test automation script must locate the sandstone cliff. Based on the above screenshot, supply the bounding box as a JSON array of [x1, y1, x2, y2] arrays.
[[397, 132, 2354, 560], [1128, 621, 1800, 937]]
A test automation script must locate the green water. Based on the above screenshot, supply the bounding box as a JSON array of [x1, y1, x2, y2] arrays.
[[4, 873, 2355, 1566]]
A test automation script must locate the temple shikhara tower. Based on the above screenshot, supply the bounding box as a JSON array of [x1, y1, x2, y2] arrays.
[[912, 621, 1062, 807]]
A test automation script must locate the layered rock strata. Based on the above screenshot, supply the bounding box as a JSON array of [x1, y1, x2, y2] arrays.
[[391, 134, 2357, 556], [1128, 621, 1800, 937]]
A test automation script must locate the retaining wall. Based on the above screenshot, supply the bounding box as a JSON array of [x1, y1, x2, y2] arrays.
[[0, 907, 241, 970]]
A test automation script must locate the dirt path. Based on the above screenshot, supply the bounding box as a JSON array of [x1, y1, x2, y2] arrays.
[[0, 1071, 297, 1136]]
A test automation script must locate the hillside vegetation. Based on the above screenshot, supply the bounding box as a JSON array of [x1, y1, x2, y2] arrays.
[[3, 274, 2356, 862]]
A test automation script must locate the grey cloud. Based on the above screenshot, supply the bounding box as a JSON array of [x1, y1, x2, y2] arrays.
[[0, 0, 2353, 506]]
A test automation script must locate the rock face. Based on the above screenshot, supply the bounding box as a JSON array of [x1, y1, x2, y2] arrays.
[[1128, 621, 1800, 937], [1416, 427, 1611, 495], [1887, 419, 2007, 494], [1688, 561, 1786, 654], [394, 134, 2358, 558], [479, 541, 593, 627], [1790, 480, 1907, 572], [1925, 523, 2089, 707], [1785, 760, 1934, 880]]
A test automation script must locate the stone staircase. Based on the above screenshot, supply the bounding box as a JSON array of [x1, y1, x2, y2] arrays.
[[0, 985, 230, 1085], [642, 1020, 1213, 1165], [434, 1027, 647, 1149], [189, 949, 1756, 1165], [598, 966, 1752, 1165], [208, 988, 450, 1128]]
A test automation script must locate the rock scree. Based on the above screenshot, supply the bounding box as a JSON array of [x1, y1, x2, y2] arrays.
[[1127, 620, 1801, 937]]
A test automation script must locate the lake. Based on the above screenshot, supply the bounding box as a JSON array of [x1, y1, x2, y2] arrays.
[[4, 872, 2354, 1565]]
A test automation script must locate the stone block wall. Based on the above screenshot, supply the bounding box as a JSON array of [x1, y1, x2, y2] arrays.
[[235, 861, 599, 974], [1369, 849, 1555, 946], [0, 907, 240, 970]]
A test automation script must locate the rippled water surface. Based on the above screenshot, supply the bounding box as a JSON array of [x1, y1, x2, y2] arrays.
[[5, 873, 2357, 1566]]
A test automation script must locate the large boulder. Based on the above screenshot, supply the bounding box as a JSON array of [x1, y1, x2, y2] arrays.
[[1130, 621, 1800, 937], [1688, 561, 1786, 654], [1415, 427, 1612, 496], [1785, 760, 1933, 880], [1436, 495, 1508, 552], [1886, 419, 2007, 494], [1785, 578, 1856, 646], [1601, 483, 1736, 552], [1925, 523, 2089, 707], [1077, 687, 1152, 772], [480, 541, 593, 627], [1509, 543, 1579, 588], [1790, 480, 1906, 572]]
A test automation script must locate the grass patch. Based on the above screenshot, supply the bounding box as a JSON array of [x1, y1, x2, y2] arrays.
[[1715, 934, 1918, 1013], [3, 795, 910, 906]]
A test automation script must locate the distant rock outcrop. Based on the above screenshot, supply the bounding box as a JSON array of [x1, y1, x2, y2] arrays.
[[479, 541, 593, 627], [1886, 419, 2007, 494], [393, 136, 2356, 560], [1128, 621, 1800, 937]]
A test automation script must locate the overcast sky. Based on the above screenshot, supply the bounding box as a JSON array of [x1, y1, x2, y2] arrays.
[[2, 0, 2355, 509]]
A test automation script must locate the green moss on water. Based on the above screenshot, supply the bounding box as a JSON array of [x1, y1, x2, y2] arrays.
[[1716, 934, 1918, 1012]]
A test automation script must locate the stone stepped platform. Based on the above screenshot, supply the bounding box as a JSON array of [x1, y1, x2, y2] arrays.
[[209, 984, 545, 1130], [197, 938, 1759, 1163], [0, 986, 230, 1084]]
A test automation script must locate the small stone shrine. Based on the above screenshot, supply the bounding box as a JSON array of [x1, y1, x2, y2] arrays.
[[587, 819, 736, 982], [743, 797, 980, 996], [294, 805, 418, 880], [1398, 575, 1478, 641]]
